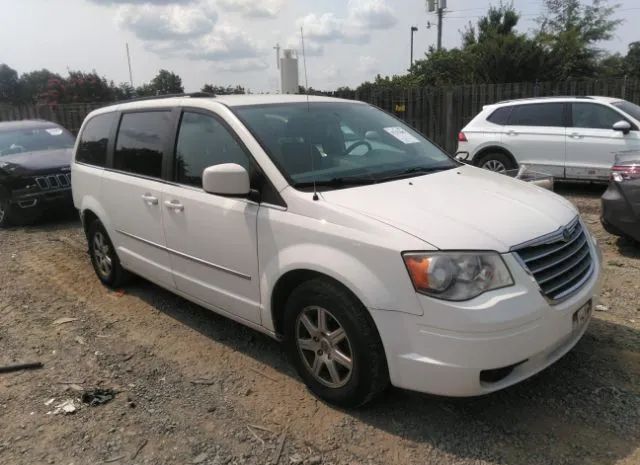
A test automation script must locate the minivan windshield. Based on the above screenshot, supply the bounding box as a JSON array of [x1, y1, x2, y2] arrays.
[[233, 102, 456, 190], [0, 126, 75, 156], [612, 100, 640, 122]]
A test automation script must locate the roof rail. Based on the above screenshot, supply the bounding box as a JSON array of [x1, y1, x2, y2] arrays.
[[121, 92, 215, 103], [496, 95, 594, 104]]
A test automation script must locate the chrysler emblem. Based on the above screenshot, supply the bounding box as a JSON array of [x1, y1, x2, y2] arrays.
[[562, 227, 572, 242]]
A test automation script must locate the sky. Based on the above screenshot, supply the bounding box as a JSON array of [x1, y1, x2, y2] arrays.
[[1, 0, 639, 93]]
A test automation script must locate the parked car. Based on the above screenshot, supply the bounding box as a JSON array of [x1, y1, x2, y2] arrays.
[[456, 96, 640, 180], [0, 120, 76, 227], [601, 151, 640, 243], [72, 94, 602, 407]]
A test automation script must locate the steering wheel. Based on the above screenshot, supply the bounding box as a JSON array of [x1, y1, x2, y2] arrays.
[[343, 140, 372, 156], [0, 144, 26, 156]]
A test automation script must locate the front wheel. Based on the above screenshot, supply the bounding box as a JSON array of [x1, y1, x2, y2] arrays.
[[283, 278, 389, 407], [0, 199, 41, 228]]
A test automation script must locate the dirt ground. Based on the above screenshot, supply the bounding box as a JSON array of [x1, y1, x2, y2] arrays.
[[0, 183, 639, 465]]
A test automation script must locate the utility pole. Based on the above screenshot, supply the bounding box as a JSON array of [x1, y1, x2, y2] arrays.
[[125, 43, 133, 87], [427, 0, 446, 51], [410, 26, 418, 68]]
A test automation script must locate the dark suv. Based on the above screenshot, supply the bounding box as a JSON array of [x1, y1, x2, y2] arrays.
[[0, 120, 75, 227]]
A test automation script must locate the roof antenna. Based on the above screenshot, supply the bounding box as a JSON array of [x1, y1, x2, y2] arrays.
[[300, 26, 318, 201]]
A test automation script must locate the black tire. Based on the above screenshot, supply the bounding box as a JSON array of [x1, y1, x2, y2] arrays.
[[283, 278, 389, 407], [0, 198, 41, 228], [87, 219, 130, 288], [476, 151, 517, 173]]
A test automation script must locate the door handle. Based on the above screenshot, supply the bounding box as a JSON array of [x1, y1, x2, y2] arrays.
[[141, 193, 158, 205], [569, 132, 583, 139], [506, 129, 517, 136], [164, 200, 184, 212]]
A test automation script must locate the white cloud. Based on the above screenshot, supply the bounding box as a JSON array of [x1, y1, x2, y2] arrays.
[[284, 36, 324, 57], [297, 13, 369, 45], [217, 0, 284, 18], [358, 55, 380, 74], [348, 0, 397, 29], [215, 58, 269, 72], [187, 24, 265, 60], [92, 0, 195, 4], [117, 4, 215, 40]]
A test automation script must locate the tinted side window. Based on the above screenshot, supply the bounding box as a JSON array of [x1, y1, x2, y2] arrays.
[[486, 107, 512, 125], [508, 103, 565, 127], [571, 103, 625, 129], [76, 113, 115, 166], [175, 112, 251, 187], [114, 111, 171, 178]]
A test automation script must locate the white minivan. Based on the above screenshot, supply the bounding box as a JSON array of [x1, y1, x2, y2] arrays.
[[72, 94, 602, 406], [456, 96, 640, 180]]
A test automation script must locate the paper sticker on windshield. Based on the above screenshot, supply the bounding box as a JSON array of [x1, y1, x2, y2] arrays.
[[46, 128, 63, 136], [383, 126, 419, 144]]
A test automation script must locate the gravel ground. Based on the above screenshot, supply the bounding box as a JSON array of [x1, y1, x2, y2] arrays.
[[0, 184, 638, 465]]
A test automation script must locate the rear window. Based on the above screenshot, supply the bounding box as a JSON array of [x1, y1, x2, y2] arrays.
[[507, 103, 565, 127], [76, 113, 115, 167], [114, 111, 172, 178], [486, 107, 512, 125]]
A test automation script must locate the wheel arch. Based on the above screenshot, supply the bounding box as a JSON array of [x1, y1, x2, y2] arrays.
[[473, 145, 518, 168], [270, 269, 368, 338]]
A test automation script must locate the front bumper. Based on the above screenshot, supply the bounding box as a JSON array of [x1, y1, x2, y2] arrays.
[[10, 186, 73, 210], [371, 239, 603, 397]]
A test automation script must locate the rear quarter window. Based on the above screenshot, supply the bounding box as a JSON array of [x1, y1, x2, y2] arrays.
[[76, 113, 115, 167], [486, 107, 512, 125]]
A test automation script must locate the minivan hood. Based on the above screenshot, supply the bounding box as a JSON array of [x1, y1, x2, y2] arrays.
[[0, 148, 72, 176], [321, 165, 577, 252]]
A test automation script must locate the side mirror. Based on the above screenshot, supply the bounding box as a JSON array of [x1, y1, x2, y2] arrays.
[[202, 163, 250, 196], [613, 120, 631, 135]]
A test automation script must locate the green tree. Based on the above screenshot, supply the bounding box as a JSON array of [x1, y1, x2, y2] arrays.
[[150, 69, 183, 95], [625, 41, 640, 77], [201, 84, 245, 95], [113, 82, 135, 100], [0, 64, 20, 103], [409, 48, 474, 86], [536, 0, 622, 79], [17, 69, 61, 103]]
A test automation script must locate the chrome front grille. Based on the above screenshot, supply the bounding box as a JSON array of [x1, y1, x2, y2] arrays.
[[35, 173, 71, 190], [513, 217, 594, 302]]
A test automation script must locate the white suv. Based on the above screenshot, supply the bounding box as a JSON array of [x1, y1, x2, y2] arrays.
[[72, 94, 602, 406], [456, 96, 640, 180]]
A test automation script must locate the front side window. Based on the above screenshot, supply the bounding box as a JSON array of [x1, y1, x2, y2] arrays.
[[0, 125, 75, 157], [175, 111, 251, 187], [76, 113, 115, 167], [612, 100, 640, 123], [507, 103, 565, 127], [233, 102, 456, 189], [114, 111, 171, 178], [571, 103, 625, 130]]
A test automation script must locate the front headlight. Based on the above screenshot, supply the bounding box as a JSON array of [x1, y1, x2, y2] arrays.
[[402, 252, 514, 301]]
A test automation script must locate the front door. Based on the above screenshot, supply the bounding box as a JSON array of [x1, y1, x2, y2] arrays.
[[101, 110, 174, 288], [566, 102, 640, 180], [162, 109, 261, 324]]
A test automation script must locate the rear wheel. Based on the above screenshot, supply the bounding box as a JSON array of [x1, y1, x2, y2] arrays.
[[283, 278, 389, 407], [476, 152, 516, 173], [88, 220, 130, 287]]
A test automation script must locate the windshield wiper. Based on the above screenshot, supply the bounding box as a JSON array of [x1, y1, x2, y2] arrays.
[[293, 176, 378, 188], [377, 165, 453, 181]]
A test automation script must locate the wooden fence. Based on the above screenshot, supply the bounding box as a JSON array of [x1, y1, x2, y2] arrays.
[[2, 78, 640, 153]]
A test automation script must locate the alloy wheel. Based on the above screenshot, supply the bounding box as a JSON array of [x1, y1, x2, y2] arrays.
[[92, 231, 113, 279], [482, 159, 507, 173], [295, 306, 354, 388]]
